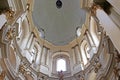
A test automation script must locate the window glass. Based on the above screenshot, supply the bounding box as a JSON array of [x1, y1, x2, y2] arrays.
[[57, 59, 66, 71]]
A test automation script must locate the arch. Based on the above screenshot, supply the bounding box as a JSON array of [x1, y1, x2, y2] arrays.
[[52, 51, 70, 58], [52, 52, 71, 74]]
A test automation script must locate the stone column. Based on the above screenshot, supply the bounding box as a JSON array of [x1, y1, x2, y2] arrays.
[[41, 47, 47, 65], [35, 46, 42, 65], [44, 48, 48, 65], [72, 48, 77, 64], [75, 45, 81, 64], [74, 46, 79, 64], [78, 42, 85, 70]]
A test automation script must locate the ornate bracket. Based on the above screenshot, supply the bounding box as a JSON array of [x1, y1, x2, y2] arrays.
[[5, 27, 16, 41], [18, 57, 34, 76], [93, 57, 102, 73], [18, 62, 31, 75], [0, 71, 6, 80], [115, 50, 120, 63], [113, 67, 120, 80], [4, 9, 14, 20], [26, 3, 30, 11], [79, 76, 85, 80]]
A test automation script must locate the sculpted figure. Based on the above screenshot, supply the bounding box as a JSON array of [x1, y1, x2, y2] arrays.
[[0, 71, 6, 80]]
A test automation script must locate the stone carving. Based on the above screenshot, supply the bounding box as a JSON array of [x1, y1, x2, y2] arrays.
[[90, 3, 101, 16], [113, 67, 120, 80], [19, 64, 26, 74], [4, 9, 14, 20], [115, 50, 120, 63], [114, 50, 120, 80], [93, 57, 101, 73], [26, 3, 30, 11], [18, 63, 31, 75], [5, 28, 16, 41], [0, 71, 6, 80], [80, 76, 84, 80], [77, 74, 85, 80], [94, 62, 101, 73]]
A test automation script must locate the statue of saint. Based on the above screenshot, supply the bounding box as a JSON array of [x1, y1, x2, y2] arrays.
[[0, 71, 6, 80], [58, 70, 64, 80]]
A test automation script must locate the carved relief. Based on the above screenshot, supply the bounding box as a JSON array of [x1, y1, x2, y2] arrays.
[[18, 62, 31, 75], [0, 71, 6, 80], [114, 50, 120, 80], [4, 9, 14, 20], [76, 72, 85, 80], [115, 50, 120, 63], [113, 67, 120, 80], [79, 76, 85, 80], [90, 3, 101, 16], [5, 28, 16, 41], [93, 57, 102, 73], [19, 64, 26, 74], [26, 3, 30, 11]]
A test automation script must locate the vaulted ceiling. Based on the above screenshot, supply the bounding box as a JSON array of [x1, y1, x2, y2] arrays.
[[32, 0, 86, 45]]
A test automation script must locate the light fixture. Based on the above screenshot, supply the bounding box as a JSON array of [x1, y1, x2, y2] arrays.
[[56, 0, 62, 9]]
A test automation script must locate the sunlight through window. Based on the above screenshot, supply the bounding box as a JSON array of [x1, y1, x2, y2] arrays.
[[57, 59, 66, 71]]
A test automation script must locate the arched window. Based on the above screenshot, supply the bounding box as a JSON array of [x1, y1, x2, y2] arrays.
[[57, 59, 66, 71]]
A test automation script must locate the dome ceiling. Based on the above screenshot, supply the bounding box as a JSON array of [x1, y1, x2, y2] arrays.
[[32, 0, 86, 45]]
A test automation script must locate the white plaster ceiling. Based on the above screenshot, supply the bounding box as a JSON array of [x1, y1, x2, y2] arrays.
[[32, 0, 86, 45]]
